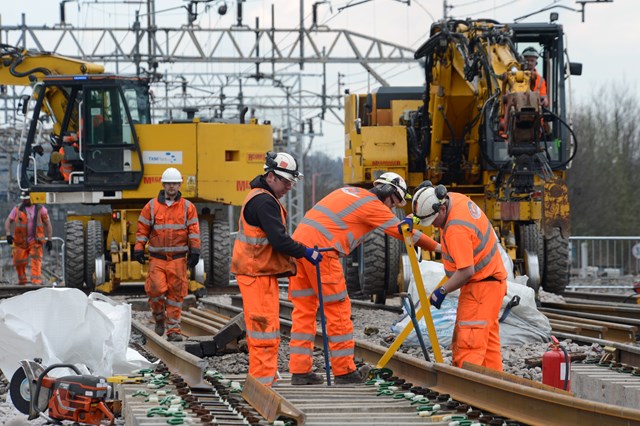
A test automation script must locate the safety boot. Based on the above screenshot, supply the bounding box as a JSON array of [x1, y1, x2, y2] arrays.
[[167, 333, 184, 342], [154, 322, 165, 336], [291, 372, 324, 385], [334, 364, 372, 385]]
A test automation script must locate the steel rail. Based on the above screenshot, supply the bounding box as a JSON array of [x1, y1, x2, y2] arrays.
[[542, 301, 640, 320], [201, 300, 640, 426], [131, 318, 208, 387], [561, 291, 640, 305]]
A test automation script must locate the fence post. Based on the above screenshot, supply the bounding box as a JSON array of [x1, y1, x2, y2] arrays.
[[580, 241, 588, 278]]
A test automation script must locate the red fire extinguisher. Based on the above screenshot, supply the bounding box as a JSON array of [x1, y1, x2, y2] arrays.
[[542, 335, 571, 391]]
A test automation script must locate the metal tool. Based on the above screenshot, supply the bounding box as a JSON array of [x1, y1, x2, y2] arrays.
[[315, 246, 335, 386], [399, 292, 431, 362], [499, 295, 521, 323]]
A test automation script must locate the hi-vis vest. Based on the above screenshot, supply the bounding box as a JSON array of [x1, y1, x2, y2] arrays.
[[13, 205, 46, 248], [231, 188, 296, 277], [440, 193, 507, 282]]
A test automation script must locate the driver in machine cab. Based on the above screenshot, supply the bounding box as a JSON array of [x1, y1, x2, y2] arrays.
[[522, 47, 549, 108]]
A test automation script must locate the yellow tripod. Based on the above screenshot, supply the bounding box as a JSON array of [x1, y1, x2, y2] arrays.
[[376, 223, 444, 367]]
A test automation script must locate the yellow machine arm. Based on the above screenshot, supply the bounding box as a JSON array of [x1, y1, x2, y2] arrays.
[[0, 44, 104, 135]]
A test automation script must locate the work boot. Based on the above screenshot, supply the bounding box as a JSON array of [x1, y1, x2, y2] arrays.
[[334, 364, 372, 385], [167, 333, 184, 342], [291, 372, 324, 385], [154, 322, 165, 336]]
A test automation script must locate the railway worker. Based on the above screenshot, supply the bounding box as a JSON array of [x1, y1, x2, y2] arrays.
[[289, 172, 440, 385], [411, 182, 507, 371], [231, 151, 324, 387], [522, 47, 549, 108], [134, 167, 200, 342], [4, 191, 53, 285]]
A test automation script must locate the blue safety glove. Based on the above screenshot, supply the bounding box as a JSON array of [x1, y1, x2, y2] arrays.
[[397, 216, 414, 233], [187, 251, 200, 268], [45, 240, 53, 253], [133, 250, 146, 265], [430, 287, 447, 309], [303, 247, 323, 265]]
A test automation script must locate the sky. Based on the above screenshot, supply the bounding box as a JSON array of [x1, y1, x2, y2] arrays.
[[1, 0, 638, 158]]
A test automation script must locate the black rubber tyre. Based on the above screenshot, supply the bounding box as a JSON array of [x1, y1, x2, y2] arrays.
[[383, 207, 405, 297], [359, 228, 386, 298], [344, 251, 365, 300], [9, 367, 30, 415], [519, 223, 544, 288], [64, 220, 85, 288], [199, 220, 212, 286], [84, 220, 104, 292], [210, 218, 231, 287], [542, 227, 569, 294]]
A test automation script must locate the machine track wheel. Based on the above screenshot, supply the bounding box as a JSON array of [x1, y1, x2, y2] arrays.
[[519, 223, 544, 292], [64, 220, 85, 288], [358, 229, 387, 299], [199, 220, 212, 287], [211, 219, 231, 287], [85, 220, 104, 292], [542, 227, 569, 294], [345, 251, 365, 300]]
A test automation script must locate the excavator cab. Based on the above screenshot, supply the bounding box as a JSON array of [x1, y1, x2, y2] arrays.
[[19, 75, 148, 194]]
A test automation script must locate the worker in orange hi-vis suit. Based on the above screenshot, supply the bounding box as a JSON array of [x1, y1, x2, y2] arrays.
[[134, 167, 200, 342], [4, 191, 53, 285], [412, 182, 508, 371], [289, 172, 440, 385], [231, 152, 323, 387]]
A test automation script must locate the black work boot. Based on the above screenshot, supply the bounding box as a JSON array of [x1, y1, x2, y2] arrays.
[[167, 332, 184, 342], [154, 322, 165, 336], [334, 364, 372, 385], [291, 372, 324, 385]]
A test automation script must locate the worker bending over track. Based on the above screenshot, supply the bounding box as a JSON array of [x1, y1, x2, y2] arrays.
[[231, 152, 323, 387], [289, 172, 440, 384], [134, 167, 201, 342], [412, 182, 507, 371]]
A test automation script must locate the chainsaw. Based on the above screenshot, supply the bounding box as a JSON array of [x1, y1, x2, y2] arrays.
[[9, 359, 115, 425]]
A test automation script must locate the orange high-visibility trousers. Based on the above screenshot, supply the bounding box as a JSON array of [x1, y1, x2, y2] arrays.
[[13, 242, 43, 285], [452, 279, 507, 371], [237, 274, 281, 386], [145, 257, 188, 335], [288, 254, 355, 377]]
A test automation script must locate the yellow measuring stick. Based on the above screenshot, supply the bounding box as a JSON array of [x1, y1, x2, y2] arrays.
[[376, 223, 444, 367]]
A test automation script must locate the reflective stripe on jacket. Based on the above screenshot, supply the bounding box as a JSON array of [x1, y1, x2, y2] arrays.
[[13, 205, 46, 248], [231, 188, 296, 276], [135, 191, 200, 256], [293, 186, 433, 255], [440, 192, 507, 281]]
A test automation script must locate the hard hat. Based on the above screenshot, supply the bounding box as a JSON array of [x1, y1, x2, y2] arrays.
[[264, 151, 303, 182], [161, 167, 183, 183], [373, 172, 410, 206], [19, 191, 30, 200], [412, 184, 447, 226], [522, 47, 540, 58]]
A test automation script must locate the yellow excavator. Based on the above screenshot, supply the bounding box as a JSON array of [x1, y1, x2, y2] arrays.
[[1, 44, 272, 293], [344, 20, 582, 302]]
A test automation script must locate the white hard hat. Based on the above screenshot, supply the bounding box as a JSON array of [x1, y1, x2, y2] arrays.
[[522, 47, 540, 58], [412, 184, 447, 226], [161, 167, 183, 183], [373, 172, 410, 206], [19, 191, 30, 200], [264, 152, 303, 182]]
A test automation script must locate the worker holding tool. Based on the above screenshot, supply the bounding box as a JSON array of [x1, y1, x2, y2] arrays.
[[231, 152, 323, 387], [134, 167, 200, 342], [289, 172, 440, 385], [412, 182, 507, 371], [4, 191, 53, 285]]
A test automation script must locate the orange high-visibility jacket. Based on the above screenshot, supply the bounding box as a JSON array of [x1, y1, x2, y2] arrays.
[[135, 191, 200, 257], [12, 205, 47, 248], [532, 72, 547, 97], [231, 188, 296, 277], [440, 193, 507, 282], [293, 187, 437, 254]]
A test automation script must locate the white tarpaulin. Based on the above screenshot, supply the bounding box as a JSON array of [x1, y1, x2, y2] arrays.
[[391, 260, 552, 348], [0, 288, 154, 380]]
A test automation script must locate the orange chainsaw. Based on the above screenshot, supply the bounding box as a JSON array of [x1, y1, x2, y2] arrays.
[[9, 359, 115, 425]]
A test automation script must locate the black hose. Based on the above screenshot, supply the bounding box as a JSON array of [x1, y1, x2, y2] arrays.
[[542, 107, 579, 169], [559, 343, 570, 390]]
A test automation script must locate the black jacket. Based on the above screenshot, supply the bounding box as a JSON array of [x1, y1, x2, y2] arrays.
[[243, 175, 307, 258]]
